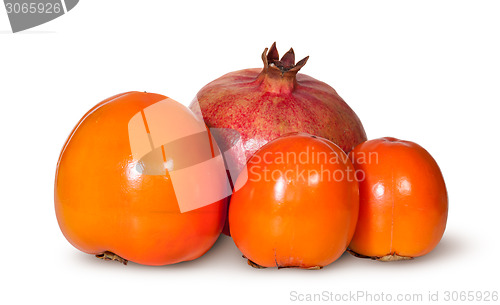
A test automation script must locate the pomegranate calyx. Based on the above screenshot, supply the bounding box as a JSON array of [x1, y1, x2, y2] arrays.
[[258, 43, 309, 93], [266, 41, 279, 63], [262, 42, 309, 75]]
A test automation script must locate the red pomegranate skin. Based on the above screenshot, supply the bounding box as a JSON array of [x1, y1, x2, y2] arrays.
[[190, 43, 367, 176]]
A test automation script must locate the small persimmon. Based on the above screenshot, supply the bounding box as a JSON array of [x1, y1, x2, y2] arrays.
[[229, 133, 359, 269], [348, 137, 448, 261]]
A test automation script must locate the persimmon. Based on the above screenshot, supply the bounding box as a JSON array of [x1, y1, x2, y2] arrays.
[[348, 137, 448, 261], [229, 133, 359, 269], [55, 92, 229, 265]]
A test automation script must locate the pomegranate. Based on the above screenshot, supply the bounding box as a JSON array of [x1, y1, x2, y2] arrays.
[[189, 43, 367, 234]]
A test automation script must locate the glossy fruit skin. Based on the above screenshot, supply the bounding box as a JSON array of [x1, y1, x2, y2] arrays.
[[348, 137, 448, 259], [55, 92, 226, 266], [190, 44, 366, 235], [229, 133, 359, 268]]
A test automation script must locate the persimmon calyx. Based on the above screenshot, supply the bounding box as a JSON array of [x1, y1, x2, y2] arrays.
[[245, 257, 323, 270], [95, 251, 128, 265], [247, 259, 267, 269], [347, 249, 413, 262]]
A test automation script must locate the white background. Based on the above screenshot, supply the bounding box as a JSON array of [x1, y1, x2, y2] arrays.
[[1, 1, 499, 304]]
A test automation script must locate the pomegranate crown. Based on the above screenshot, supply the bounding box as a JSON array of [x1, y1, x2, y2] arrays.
[[262, 42, 309, 76]]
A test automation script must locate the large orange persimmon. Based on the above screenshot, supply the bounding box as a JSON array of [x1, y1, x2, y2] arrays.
[[229, 133, 359, 269], [55, 92, 229, 265], [348, 137, 448, 261]]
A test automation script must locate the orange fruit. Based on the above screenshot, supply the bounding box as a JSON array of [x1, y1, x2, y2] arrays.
[[348, 137, 448, 261], [55, 92, 228, 265], [229, 133, 359, 269]]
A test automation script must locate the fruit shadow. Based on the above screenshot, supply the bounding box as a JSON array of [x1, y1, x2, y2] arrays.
[[72, 232, 464, 271], [408, 233, 464, 264], [268, 232, 466, 274], [343, 232, 464, 269]]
